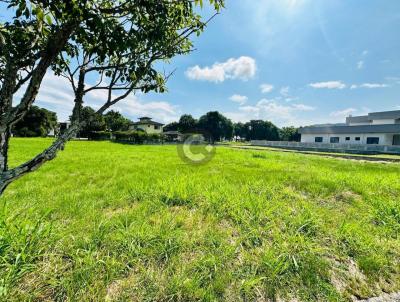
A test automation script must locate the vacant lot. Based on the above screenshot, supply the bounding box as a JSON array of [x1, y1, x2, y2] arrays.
[[1, 138, 399, 301]]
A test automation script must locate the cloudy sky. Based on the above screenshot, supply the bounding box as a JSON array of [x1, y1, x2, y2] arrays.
[[12, 0, 400, 126]]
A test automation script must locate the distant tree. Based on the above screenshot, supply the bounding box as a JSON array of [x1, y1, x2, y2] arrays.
[[104, 110, 131, 132], [233, 122, 247, 141], [178, 114, 197, 132], [77, 107, 106, 138], [245, 120, 280, 141], [280, 126, 301, 142], [163, 122, 179, 132], [198, 111, 233, 143], [13, 106, 57, 137]]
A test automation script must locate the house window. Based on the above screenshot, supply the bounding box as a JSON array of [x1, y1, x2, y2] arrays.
[[154, 125, 160, 130], [330, 137, 340, 143], [315, 137, 323, 143], [355, 137, 361, 141], [345, 137, 350, 141], [366, 137, 380, 145]]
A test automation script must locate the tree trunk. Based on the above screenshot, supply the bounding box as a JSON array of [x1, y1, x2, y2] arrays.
[[0, 127, 11, 172]]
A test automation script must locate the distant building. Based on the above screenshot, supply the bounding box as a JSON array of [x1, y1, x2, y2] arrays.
[[299, 110, 400, 146], [129, 117, 164, 134]]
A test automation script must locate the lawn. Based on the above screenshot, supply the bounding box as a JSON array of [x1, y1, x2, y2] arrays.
[[1, 138, 400, 301]]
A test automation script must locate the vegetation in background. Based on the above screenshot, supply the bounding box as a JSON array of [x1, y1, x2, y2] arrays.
[[104, 111, 131, 132], [0, 138, 399, 301], [280, 126, 301, 142], [12, 106, 57, 137]]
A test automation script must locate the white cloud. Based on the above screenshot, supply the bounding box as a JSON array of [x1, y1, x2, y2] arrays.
[[362, 50, 369, 56], [291, 103, 315, 111], [351, 83, 389, 89], [185, 56, 256, 83], [229, 94, 248, 105], [330, 108, 357, 118], [357, 60, 364, 69], [260, 83, 274, 94], [280, 86, 290, 97], [15, 72, 179, 123], [225, 98, 315, 126], [309, 81, 346, 89]]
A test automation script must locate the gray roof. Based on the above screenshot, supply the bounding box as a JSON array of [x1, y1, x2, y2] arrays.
[[131, 120, 164, 126], [299, 124, 400, 134], [346, 110, 400, 124], [368, 110, 400, 120]]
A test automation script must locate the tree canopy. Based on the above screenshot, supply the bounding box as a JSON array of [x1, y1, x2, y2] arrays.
[[198, 111, 233, 143], [12, 105, 57, 137], [104, 110, 131, 132]]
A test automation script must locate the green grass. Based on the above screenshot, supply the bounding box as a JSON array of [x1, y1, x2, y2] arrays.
[[1, 138, 400, 301]]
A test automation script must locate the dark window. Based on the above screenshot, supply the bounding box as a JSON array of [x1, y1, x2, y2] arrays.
[[154, 125, 160, 130], [330, 137, 340, 143], [355, 137, 361, 141], [345, 137, 350, 141], [366, 137, 379, 145], [315, 137, 323, 143]]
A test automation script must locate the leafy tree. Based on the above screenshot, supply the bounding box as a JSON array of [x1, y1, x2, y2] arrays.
[[0, 0, 224, 194], [245, 120, 280, 141], [13, 106, 57, 137], [77, 107, 106, 138], [178, 114, 197, 133], [104, 110, 131, 132], [233, 122, 247, 141], [280, 126, 301, 142], [163, 122, 179, 132], [198, 111, 233, 143]]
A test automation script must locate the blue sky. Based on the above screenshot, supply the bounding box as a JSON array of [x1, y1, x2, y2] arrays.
[[7, 0, 400, 126]]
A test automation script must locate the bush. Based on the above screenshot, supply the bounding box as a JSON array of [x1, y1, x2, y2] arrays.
[[88, 131, 112, 140]]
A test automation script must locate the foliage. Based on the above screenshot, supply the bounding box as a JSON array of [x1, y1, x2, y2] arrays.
[[12, 106, 57, 137], [1, 138, 400, 301], [104, 111, 131, 132], [245, 120, 280, 141], [113, 130, 163, 144], [198, 111, 233, 142], [178, 114, 198, 133], [280, 126, 301, 142], [76, 107, 106, 138], [163, 122, 179, 132]]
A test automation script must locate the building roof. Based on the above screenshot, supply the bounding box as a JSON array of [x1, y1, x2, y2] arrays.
[[346, 110, 400, 124], [139, 116, 152, 120], [368, 110, 400, 120], [131, 121, 164, 126], [299, 124, 400, 134]]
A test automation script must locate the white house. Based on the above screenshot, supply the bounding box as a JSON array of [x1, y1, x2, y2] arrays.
[[299, 110, 400, 146], [129, 117, 164, 134]]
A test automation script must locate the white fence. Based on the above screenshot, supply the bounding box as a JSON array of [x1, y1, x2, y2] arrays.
[[250, 140, 400, 154]]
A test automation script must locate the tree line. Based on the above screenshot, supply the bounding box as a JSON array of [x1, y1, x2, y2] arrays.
[[164, 112, 300, 142], [14, 106, 301, 143]]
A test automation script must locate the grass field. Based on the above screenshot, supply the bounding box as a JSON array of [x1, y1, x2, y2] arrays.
[[1, 138, 400, 301]]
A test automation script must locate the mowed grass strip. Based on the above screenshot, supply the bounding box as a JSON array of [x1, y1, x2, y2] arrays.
[[0, 138, 399, 301]]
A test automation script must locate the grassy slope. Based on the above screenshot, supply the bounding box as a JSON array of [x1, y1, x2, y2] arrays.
[[0, 138, 399, 301]]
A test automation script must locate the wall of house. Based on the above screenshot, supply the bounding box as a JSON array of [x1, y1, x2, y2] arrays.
[[301, 133, 394, 145], [371, 119, 396, 125], [131, 124, 163, 134]]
